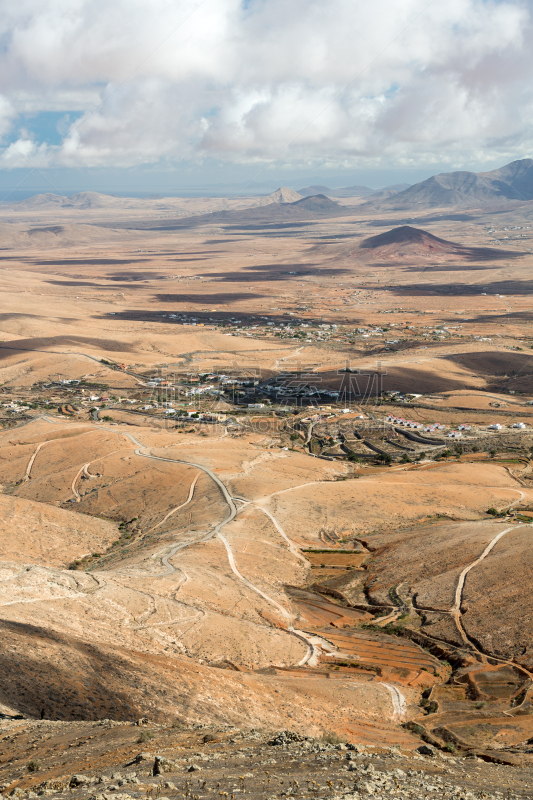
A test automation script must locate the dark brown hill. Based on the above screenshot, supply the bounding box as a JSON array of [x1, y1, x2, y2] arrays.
[[291, 193, 340, 211], [361, 225, 453, 249], [359, 225, 523, 261]]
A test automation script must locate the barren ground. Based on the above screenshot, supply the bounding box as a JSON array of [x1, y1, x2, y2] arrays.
[[1, 192, 533, 793]]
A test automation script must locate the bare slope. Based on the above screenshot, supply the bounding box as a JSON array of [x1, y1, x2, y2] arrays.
[[358, 225, 524, 261], [257, 187, 303, 204], [369, 157, 533, 209], [9, 192, 133, 210], [109, 194, 348, 230]]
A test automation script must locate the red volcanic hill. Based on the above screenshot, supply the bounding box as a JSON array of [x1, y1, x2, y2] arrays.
[[359, 225, 523, 261]]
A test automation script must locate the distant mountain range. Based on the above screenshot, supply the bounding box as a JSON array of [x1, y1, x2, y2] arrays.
[[370, 159, 533, 210], [12, 158, 533, 212], [297, 183, 410, 198], [10, 191, 126, 209]]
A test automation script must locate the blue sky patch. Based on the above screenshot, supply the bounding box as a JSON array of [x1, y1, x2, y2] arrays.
[[6, 111, 84, 146]]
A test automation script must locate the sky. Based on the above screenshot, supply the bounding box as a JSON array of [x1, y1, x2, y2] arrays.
[[1, 0, 533, 197]]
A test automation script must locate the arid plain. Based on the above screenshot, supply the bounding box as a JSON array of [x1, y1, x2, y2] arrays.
[[2, 179, 533, 794]]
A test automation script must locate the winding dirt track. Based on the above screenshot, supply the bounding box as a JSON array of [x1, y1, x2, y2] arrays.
[[146, 472, 201, 535], [451, 524, 523, 646], [244, 502, 310, 566], [131, 448, 309, 635], [448, 521, 533, 704], [22, 442, 47, 481], [0, 344, 147, 385], [70, 463, 90, 502], [217, 532, 293, 625], [105, 429, 407, 700], [14, 416, 410, 716], [382, 682, 407, 722]]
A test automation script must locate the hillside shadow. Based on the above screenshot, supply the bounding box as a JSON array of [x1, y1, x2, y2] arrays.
[[377, 279, 533, 296], [317, 367, 469, 395], [0, 619, 141, 721], [404, 263, 501, 272], [204, 263, 350, 282], [47, 280, 111, 287], [100, 309, 312, 325], [458, 310, 533, 323], [154, 292, 264, 304], [0, 335, 136, 360], [32, 258, 150, 266], [368, 214, 477, 226], [222, 222, 315, 230], [444, 350, 533, 376]]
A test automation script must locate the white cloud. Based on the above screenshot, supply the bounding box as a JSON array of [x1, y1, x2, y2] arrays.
[[0, 137, 49, 168], [0, 0, 531, 171]]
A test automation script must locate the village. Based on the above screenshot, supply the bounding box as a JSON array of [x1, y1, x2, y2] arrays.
[[2, 360, 533, 467], [113, 310, 533, 354]]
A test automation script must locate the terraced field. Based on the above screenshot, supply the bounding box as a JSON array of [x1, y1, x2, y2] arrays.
[[321, 630, 447, 686], [303, 551, 368, 568], [407, 661, 533, 750], [290, 594, 373, 627], [288, 587, 447, 689]]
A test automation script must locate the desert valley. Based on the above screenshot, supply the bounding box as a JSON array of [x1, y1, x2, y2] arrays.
[[2, 159, 533, 799]]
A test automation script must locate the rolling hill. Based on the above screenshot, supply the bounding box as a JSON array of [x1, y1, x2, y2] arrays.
[[9, 191, 131, 210], [369, 158, 533, 210], [358, 225, 524, 261], [107, 193, 349, 230]]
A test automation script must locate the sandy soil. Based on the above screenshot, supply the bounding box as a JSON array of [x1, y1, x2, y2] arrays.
[[0, 192, 533, 756]]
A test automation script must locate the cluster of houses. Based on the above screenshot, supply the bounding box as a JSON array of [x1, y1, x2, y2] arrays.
[[385, 415, 528, 438], [2, 402, 30, 413], [386, 414, 470, 439], [385, 414, 446, 433], [488, 422, 526, 430], [258, 375, 341, 403], [384, 391, 421, 403], [356, 326, 386, 338], [145, 373, 257, 400], [142, 406, 227, 422]]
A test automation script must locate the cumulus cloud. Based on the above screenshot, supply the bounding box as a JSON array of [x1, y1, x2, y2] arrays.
[[0, 0, 531, 171]]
